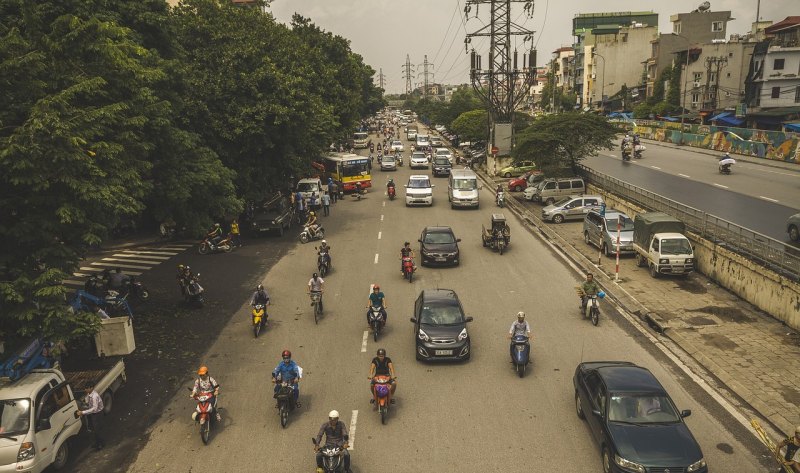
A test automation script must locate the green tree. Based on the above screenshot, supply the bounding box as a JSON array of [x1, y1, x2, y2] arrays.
[[513, 113, 617, 175], [633, 103, 653, 119], [667, 62, 682, 109], [450, 109, 488, 142], [647, 65, 671, 105]]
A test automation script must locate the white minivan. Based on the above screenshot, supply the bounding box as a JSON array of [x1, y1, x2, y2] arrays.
[[405, 175, 434, 206], [448, 169, 480, 208]]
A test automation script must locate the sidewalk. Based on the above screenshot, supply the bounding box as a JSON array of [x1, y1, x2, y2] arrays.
[[639, 137, 800, 173], [479, 169, 800, 437]]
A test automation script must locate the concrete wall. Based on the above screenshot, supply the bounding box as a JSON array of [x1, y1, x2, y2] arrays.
[[588, 184, 800, 331], [593, 26, 658, 105]]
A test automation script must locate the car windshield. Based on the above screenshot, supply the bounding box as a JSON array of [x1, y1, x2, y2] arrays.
[[607, 394, 681, 424], [553, 197, 571, 207], [453, 178, 477, 190], [434, 158, 449, 165], [436, 150, 449, 156], [605, 216, 635, 232], [661, 238, 693, 255], [419, 304, 464, 325], [408, 179, 431, 189], [423, 231, 455, 244], [391, 141, 402, 146], [0, 398, 31, 436], [381, 156, 395, 162], [296, 182, 318, 192], [412, 153, 426, 160], [341, 160, 369, 177], [353, 132, 368, 140]]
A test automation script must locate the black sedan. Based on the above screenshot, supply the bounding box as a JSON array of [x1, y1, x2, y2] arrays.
[[573, 361, 707, 473], [418, 226, 460, 266], [410, 288, 473, 361]]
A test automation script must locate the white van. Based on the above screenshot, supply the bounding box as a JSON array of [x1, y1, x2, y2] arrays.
[[296, 178, 323, 208], [448, 169, 481, 209]]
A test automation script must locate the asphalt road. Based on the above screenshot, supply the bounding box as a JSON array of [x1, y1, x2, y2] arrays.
[[584, 151, 799, 242], [118, 136, 767, 472]]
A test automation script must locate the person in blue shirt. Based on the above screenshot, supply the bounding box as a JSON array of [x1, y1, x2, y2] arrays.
[[272, 350, 301, 407], [365, 284, 388, 326]]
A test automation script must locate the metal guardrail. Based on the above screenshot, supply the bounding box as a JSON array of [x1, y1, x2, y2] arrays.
[[576, 164, 800, 281]]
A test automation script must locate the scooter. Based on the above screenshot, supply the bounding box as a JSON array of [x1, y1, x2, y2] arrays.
[[252, 304, 266, 338], [121, 275, 150, 302], [368, 306, 385, 342], [311, 438, 346, 473], [621, 145, 632, 161], [188, 388, 217, 445], [402, 256, 415, 283], [351, 188, 365, 200], [372, 375, 393, 424], [510, 335, 531, 378], [719, 163, 733, 174], [581, 291, 605, 326], [185, 274, 204, 308], [496, 191, 505, 208], [299, 225, 325, 244], [387, 185, 396, 200], [633, 144, 645, 159], [317, 251, 331, 277], [198, 235, 232, 255], [274, 378, 297, 428]]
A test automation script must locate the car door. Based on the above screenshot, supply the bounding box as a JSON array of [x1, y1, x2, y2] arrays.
[[564, 198, 583, 220], [586, 213, 601, 247], [413, 293, 423, 335], [34, 381, 80, 464], [583, 198, 602, 216], [557, 179, 571, 199], [583, 372, 607, 445], [571, 179, 585, 195]]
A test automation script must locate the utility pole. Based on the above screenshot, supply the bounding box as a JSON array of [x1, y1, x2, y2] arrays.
[[377, 68, 386, 91], [418, 55, 434, 101], [401, 54, 415, 96], [466, 0, 536, 172]]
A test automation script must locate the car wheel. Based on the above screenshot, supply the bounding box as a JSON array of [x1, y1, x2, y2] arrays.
[[514, 185, 522, 192], [636, 254, 646, 267], [583, 231, 591, 245], [504, 172, 512, 178], [602, 447, 612, 473], [553, 214, 565, 224], [790, 225, 799, 242], [575, 391, 585, 420], [52, 441, 70, 470], [650, 263, 659, 278], [602, 243, 610, 257], [545, 197, 555, 205]]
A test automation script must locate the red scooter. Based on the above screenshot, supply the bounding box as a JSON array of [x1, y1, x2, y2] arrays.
[[387, 185, 396, 200], [188, 389, 217, 444], [402, 256, 415, 283]]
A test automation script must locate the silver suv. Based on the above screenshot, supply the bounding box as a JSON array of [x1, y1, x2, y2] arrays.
[[542, 195, 604, 223], [524, 177, 585, 205], [583, 209, 635, 257]]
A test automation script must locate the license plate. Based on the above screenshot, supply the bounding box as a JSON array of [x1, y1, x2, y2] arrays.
[[435, 257, 446, 262], [435, 350, 453, 356]]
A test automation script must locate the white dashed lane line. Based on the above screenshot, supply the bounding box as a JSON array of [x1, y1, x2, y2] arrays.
[[378, 231, 382, 240], [374, 253, 379, 264], [361, 331, 368, 352], [348, 410, 359, 451]]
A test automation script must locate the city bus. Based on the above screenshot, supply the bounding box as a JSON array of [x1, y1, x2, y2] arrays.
[[352, 132, 369, 149], [321, 153, 372, 192]]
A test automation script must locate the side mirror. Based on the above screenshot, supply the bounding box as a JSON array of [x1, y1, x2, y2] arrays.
[[478, 185, 483, 190], [37, 418, 52, 431], [465, 316, 474, 323], [404, 185, 408, 188], [431, 184, 436, 187], [417, 239, 422, 243], [456, 238, 461, 242], [409, 317, 417, 323], [681, 409, 692, 418], [591, 409, 602, 417]]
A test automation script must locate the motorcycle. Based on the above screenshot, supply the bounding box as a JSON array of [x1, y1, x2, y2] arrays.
[[718, 157, 735, 174], [317, 251, 331, 277], [633, 144, 645, 159], [351, 188, 365, 201], [387, 185, 396, 200], [402, 256, 415, 283], [121, 275, 150, 302], [621, 145, 632, 162], [510, 335, 531, 378], [299, 225, 325, 244], [312, 438, 346, 473], [368, 305, 385, 342], [185, 274, 205, 308], [395, 154, 404, 167], [188, 388, 217, 445], [496, 191, 505, 208], [581, 291, 605, 326], [372, 375, 393, 424], [252, 304, 266, 338], [198, 235, 233, 255], [274, 378, 296, 428]]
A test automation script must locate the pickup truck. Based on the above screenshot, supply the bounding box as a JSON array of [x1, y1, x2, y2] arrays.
[[0, 358, 126, 472], [632, 212, 695, 278], [250, 193, 293, 236]]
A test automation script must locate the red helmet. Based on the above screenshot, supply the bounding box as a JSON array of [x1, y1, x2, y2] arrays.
[[373, 284, 380, 291], [281, 350, 291, 359]]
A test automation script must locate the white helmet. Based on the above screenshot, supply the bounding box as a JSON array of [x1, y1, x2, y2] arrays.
[[321, 240, 327, 245], [517, 311, 526, 319], [328, 410, 340, 419]]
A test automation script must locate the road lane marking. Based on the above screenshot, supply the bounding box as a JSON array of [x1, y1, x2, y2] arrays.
[[113, 253, 170, 260], [378, 232, 382, 240], [713, 183, 729, 189], [101, 257, 163, 264], [374, 254, 379, 264], [650, 166, 661, 170], [383, 201, 386, 207], [361, 331, 368, 352], [348, 410, 358, 450], [122, 250, 176, 256], [678, 173, 690, 178], [380, 215, 384, 221], [91, 262, 150, 270], [759, 196, 779, 202]]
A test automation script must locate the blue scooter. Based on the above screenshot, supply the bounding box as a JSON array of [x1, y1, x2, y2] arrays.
[[510, 335, 531, 378]]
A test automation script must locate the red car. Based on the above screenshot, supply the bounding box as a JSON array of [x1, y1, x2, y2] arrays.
[[507, 171, 542, 192]]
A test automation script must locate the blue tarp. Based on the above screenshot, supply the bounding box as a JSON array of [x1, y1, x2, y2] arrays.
[[608, 112, 633, 120], [709, 111, 745, 127], [660, 116, 680, 122], [784, 122, 800, 132]]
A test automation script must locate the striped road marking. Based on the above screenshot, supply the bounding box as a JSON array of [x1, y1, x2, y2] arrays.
[[63, 243, 192, 288]]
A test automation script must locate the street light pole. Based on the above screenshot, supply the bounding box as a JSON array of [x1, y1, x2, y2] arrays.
[[671, 33, 691, 145], [594, 52, 606, 113]]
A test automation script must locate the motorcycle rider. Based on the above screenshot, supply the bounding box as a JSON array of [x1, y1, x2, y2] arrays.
[[400, 241, 415, 273], [496, 184, 504, 205], [271, 350, 301, 407], [580, 272, 600, 313], [507, 311, 532, 361], [365, 284, 388, 326], [305, 211, 320, 239], [206, 223, 223, 247], [190, 366, 221, 422], [318, 240, 332, 269], [176, 264, 191, 296], [386, 178, 396, 196], [719, 152, 733, 173], [314, 410, 352, 473], [354, 181, 363, 196], [250, 284, 270, 327], [308, 272, 325, 312], [368, 348, 397, 401], [107, 267, 129, 292]]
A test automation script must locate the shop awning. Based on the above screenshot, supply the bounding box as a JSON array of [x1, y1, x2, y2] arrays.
[[709, 111, 745, 127]]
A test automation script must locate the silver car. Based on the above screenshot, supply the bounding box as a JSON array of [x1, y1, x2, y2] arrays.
[[583, 209, 635, 256], [788, 213, 800, 242], [541, 195, 604, 223]]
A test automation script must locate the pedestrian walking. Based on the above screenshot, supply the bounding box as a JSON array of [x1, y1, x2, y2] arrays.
[[321, 192, 331, 216], [330, 181, 339, 203], [77, 382, 105, 450], [230, 219, 242, 247]]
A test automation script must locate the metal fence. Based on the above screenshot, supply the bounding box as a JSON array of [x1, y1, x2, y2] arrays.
[[576, 164, 800, 281]]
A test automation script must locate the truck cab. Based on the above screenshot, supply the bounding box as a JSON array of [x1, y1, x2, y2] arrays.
[[645, 233, 694, 277], [0, 370, 82, 472]]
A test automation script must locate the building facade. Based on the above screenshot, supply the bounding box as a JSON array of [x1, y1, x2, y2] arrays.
[[590, 24, 658, 110]]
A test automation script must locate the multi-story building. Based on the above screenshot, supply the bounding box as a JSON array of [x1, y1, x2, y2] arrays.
[[528, 66, 550, 109], [681, 40, 755, 113], [745, 16, 800, 129], [572, 11, 658, 108], [552, 47, 574, 89]]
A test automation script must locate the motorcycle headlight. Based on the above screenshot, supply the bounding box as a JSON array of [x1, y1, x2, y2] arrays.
[[457, 328, 468, 341], [614, 454, 645, 473], [418, 329, 430, 342], [687, 458, 706, 472]]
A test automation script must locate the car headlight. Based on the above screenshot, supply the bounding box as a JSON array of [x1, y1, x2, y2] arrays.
[[418, 329, 430, 342], [614, 454, 645, 473], [17, 442, 35, 462], [659, 258, 669, 265], [687, 458, 706, 472], [457, 328, 468, 341], [685, 258, 694, 264]]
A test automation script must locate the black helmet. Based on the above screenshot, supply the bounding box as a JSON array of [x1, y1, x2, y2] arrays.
[[404, 241, 410, 246], [312, 272, 318, 278], [257, 284, 264, 291], [377, 348, 386, 356]]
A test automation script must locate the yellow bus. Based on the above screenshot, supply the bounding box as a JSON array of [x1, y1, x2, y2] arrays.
[[322, 153, 372, 191], [352, 132, 369, 149]]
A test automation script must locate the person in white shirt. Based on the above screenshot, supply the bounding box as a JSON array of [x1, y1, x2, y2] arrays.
[[307, 273, 325, 311], [507, 311, 532, 361], [77, 382, 105, 450]]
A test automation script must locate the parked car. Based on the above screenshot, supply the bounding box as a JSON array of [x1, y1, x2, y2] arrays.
[[405, 175, 434, 206], [390, 140, 404, 152], [583, 209, 635, 257], [498, 160, 536, 178], [788, 212, 800, 242], [541, 195, 604, 223], [434, 125, 447, 132], [250, 194, 294, 236], [410, 288, 473, 362], [418, 226, 460, 266], [507, 170, 543, 192], [380, 154, 397, 171], [573, 361, 707, 473], [410, 151, 429, 169], [524, 177, 586, 205]]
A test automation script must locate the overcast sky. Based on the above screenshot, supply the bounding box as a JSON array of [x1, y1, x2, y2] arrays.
[[269, 0, 794, 94]]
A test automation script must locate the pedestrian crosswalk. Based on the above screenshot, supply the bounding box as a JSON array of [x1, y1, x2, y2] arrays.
[[62, 243, 194, 289]]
